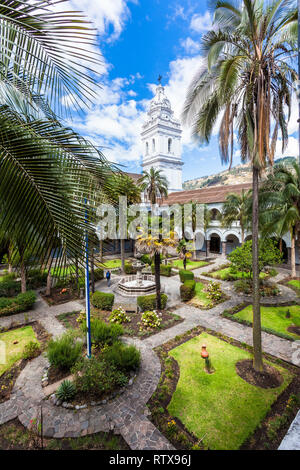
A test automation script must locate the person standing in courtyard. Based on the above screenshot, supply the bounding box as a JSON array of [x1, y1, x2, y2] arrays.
[[106, 270, 111, 287]]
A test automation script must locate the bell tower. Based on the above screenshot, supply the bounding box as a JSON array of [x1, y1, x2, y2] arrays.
[[141, 84, 183, 193]]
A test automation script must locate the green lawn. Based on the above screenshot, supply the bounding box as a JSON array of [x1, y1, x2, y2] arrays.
[[287, 280, 300, 294], [168, 333, 293, 450], [235, 305, 300, 340], [51, 265, 75, 277], [102, 259, 122, 269], [0, 326, 38, 376], [189, 282, 211, 308], [171, 259, 209, 271], [207, 266, 268, 281]]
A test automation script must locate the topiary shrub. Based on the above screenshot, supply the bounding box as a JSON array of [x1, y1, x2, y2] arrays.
[[124, 262, 137, 274], [47, 332, 82, 371], [56, 380, 76, 402], [151, 264, 172, 277], [179, 270, 194, 283], [94, 268, 104, 281], [0, 290, 36, 317], [0, 279, 21, 297], [91, 291, 114, 311], [103, 343, 141, 371], [89, 319, 123, 346], [140, 254, 152, 266], [180, 280, 196, 301], [72, 357, 128, 395], [137, 293, 168, 312]]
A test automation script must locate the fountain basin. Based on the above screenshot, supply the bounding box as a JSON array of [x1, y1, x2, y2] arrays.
[[117, 274, 156, 297]]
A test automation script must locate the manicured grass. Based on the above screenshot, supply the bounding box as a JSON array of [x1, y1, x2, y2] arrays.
[[190, 282, 211, 307], [287, 280, 300, 294], [171, 259, 209, 271], [102, 259, 122, 269], [207, 266, 268, 281], [168, 333, 293, 450], [0, 326, 38, 376], [51, 265, 75, 277], [235, 305, 300, 340]]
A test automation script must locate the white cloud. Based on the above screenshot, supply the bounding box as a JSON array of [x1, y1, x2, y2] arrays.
[[180, 37, 201, 55], [69, 0, 137, 42], [276, 136, 299, 159], [190, 12, 212, 33]]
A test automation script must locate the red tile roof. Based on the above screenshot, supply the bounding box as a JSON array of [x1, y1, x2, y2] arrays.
[[161, 183, 252, 205]]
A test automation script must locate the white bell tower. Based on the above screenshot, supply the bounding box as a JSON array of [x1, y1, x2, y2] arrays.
[[141, 84, 183, 193]]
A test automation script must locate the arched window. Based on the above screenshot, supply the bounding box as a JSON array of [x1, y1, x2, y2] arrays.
[[145, 142, 149, 155], [168, 138, 172, 153], [152, 139, 156, 153]]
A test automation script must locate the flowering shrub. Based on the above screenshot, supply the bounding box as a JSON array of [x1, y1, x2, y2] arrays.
[[139, 310, 162, 330], [109, 307, 131, 325], [205, 281, 223, 302], [166, 419, 177, 437]]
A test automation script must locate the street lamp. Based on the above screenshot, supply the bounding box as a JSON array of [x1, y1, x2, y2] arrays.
[[85, 199, 92, 358]]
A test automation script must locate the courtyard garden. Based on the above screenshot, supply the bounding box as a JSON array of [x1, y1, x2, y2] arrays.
[[223, 304, 300, 341], [149, 328, 299, 450], [179, 270, 227, 309]]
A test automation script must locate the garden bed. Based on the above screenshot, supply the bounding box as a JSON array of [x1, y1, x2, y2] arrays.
[[188, 279, 228, 310], [202, 263, 274, 282], [148, 326, 298, 450], [41, 286, 80, 306], [0, 322, 50, 403], [57, 308, 183, 339], [222, 303, 300, 341], [169, 259, 210, 271], [0, 418, 129, 450]]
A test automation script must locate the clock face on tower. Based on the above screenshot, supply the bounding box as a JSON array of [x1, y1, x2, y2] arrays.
[[141, 85, 183, 193]]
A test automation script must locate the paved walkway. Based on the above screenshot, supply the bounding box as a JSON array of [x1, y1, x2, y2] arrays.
[[0, 257, 299, 450]]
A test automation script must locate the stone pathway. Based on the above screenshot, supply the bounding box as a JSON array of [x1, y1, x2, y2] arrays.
[[0, 257, 299, 450], [278, 410, 300, 450]]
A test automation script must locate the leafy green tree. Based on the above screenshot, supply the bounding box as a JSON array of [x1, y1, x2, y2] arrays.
[[229, 239, 282, 279], [182, 0, 297, 371], [260, 161, 300, 277], [108, 174, 141, 273], [221, 190, 252, 243], [0, 0, 115, 276]]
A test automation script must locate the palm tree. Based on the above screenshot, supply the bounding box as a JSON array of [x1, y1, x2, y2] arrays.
[[260, 161, 300, 277], [182, 0, 297, 372], [221, 190, 252, 243], [109, 174, 141, 273], [138, 168, 168, 206], [136, 231, 176, 309], [0, 0, 115, 275]]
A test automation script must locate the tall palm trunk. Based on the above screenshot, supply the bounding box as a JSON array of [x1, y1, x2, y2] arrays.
[[46, 261, 52, 296], [20, 256, 26, 293], [290, 228, 296, 278], [121, 239, 125, 273], [154, 251, 161, 310], [252, 167, 263, 372], [241, 226, 245, 244], [8, 245, 13, 274]]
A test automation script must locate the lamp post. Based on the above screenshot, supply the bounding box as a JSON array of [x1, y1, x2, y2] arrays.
[[85, 200, 92, 359]]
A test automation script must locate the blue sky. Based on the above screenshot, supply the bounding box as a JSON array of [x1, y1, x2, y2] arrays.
[[66, 0, 299, 182]]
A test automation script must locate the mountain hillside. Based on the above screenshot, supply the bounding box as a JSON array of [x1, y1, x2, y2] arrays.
[[183, 156, 297, 190]]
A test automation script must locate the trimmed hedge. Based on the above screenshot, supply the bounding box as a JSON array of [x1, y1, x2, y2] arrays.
[[91, 291, 115, 311], [0, 278, 21, 297], [124, 262, 137, 274], [140, 254, 152, 266], [0, 291, 36, 317], [151, 264, 172, 277], [179, 270, 194, 283], [94, 268, 104, 281], [180, 280, 196, 302], [137, 293, 168, 311]]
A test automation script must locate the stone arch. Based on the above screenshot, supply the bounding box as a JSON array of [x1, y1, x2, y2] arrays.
[[225, 233, 240, 255], [271, 237, 288, 263], [210, 208, 221, 221], [208, 232, 221, 254], [245, 234, 252, 242]]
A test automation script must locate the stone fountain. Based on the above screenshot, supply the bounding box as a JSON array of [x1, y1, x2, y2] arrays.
[[117, 260, 156, 297]]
